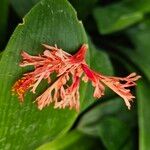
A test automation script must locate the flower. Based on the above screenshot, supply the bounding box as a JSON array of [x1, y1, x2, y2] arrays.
[[12, 44, 141, 111]]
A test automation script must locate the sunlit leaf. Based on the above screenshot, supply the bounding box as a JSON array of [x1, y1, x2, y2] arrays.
[[0, 0, 89, 149]]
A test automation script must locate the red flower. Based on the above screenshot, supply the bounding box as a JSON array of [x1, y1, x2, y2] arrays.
[[12, 44, 141, 111]]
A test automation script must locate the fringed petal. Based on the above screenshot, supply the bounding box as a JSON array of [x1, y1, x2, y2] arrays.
[[12, 44, 140, 111], [81, 64, 141, 109]]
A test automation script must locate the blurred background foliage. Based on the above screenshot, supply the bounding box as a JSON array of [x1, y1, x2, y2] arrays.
[[0, 0, 150, 149]]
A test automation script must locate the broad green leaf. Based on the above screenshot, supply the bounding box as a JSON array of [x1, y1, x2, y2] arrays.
[[98, 117, 130, 150], [11, 0, 40, 17], [120, 49, 150, 81], [137, 79, 150, 150], [0, 0, 89, 149], [37, 130, 101, 150], [0, 0, 9, 47], [78, 98, 136, 137], [81, 40, 114, 111], [127, 20, 150, 55], [129, 0, 150, 13], [93, 0, 150, 34], [119, 20, 150, 81]]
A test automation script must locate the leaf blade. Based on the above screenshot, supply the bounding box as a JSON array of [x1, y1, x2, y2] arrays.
[[137, 79, 150, 150], [37, 130, 101, 150], [93, 0, 150, 34], [0, 0, 89, 149]]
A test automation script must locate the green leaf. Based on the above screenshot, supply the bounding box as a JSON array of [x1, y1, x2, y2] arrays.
[[78, 98, 135, 137], [93, 0, 150, 34], [127, 20, 150, 54], [78, 97, 133, 149], [81, 39, 114, 111], [11, 0, 40, 17], [119, 20, 150, 81], [37, 130, 101, 150], [136, 79, 150, 150], [121, 49, 150, 81], [0, 0, 89, 149], [0, 52, 3, 59], [0, 0, 9, 47], [90, 41, 113, 76], [98, 117, 130, 150]]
